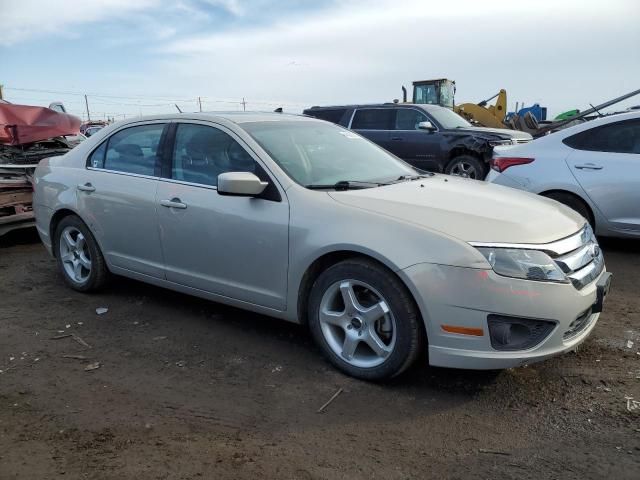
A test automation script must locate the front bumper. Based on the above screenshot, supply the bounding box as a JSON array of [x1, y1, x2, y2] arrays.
[[399, 263, 610, 370]]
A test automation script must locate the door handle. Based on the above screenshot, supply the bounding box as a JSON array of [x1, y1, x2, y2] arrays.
[[391, 137, 403, 141], [77, 183, 96, 192], [574, 164, 603, 170], [160, 198, 187, 209]]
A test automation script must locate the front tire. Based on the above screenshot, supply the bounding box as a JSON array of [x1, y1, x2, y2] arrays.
[[308, 259, 424, 380], [445, 155, 486, 179], [54, 215, 108, 292]]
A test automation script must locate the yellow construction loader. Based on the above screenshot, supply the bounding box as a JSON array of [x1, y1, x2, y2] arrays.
[[404, 79, 508, 129]]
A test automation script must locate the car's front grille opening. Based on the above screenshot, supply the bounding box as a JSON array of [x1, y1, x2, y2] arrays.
[[563, 308, 594, 340]]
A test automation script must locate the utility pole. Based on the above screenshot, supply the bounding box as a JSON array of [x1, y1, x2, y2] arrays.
[[198, 96, 202, 112], [84, 94, 91, 121], [0, 84, 4, 100], [242, 97, 246, 111]]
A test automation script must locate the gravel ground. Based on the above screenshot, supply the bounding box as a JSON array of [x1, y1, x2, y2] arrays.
[[1, 229, 639, 479]]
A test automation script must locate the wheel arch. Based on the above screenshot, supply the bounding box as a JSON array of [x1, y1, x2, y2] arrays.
[[49, 208, 104, 259], [295, 250, 425, 336], [539, 189, 596, 228]]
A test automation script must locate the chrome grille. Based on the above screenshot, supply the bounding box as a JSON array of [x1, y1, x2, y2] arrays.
[[547, 226, 604, 290]]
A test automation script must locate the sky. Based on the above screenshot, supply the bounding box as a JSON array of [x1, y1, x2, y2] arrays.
[[1, 0, 639, 121]]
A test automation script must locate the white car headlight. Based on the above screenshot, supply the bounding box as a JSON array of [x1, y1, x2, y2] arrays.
[[476, 247, 568, 283]]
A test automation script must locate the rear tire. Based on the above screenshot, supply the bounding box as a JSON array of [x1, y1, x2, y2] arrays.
[[53, 215, 108, 292], [308, 258, 424, 381], [445, 155, 486, 180], [542, 192, 594, 228]]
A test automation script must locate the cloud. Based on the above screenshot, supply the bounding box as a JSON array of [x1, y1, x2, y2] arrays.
[[158, 0, 640, 115]]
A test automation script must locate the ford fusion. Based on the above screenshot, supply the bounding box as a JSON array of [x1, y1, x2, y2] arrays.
[[33, 113, 612, 380]]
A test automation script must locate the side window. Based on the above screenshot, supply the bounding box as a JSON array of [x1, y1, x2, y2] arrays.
[[172, 124, 257, 187], [306, 109, 347, 124], [351, 109, 393, 130], [88, 141, 107, 168], [103, 124, 165, 176], [395, 109, 428, 130], [563, 120, 640, 154]]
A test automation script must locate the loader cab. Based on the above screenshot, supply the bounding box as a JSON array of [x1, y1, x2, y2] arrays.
[[412, 79, 456, 109]]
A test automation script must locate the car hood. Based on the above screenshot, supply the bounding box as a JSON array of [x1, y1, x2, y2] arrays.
[[455, 126, 532, 140], [328, 175, 584, 244]]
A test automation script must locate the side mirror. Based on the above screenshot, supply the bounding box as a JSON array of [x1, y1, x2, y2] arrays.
[[418, 121, 436, 131], [218, 172, 268, 196]]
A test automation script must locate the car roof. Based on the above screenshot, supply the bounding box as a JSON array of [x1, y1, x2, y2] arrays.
[[544, 110, 640, 140], [115, 111, 313, 127], [305, 103, 445, 112]]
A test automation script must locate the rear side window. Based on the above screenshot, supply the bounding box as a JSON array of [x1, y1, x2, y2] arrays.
[[395, 109, 429, 130], [351, 109, 394, 130], [172, 123, 257, 187], [101, 124, 165, 176], [305, 109, 347, 125], [563, 119, 640, 154], [88, 141, 107, 168]]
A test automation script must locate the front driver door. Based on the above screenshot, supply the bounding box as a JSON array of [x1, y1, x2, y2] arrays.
[[564, 118, 640, 234], [389, 108, 442, 171], [156, 121, 289, 310]]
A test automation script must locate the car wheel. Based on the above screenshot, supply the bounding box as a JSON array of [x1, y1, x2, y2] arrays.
[[445, 155, 486, 179], [543, 192, 594, 228], [308, 259, 424, 380], [54, 215, 108, 292]]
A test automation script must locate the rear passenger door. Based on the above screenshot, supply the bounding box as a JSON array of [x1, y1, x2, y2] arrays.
[[564, 118, 640, 233], [390, 108, 442, 171], [350, 108, 394, 152], [80, 122, 167, 278], [155, 121, 289, 310]]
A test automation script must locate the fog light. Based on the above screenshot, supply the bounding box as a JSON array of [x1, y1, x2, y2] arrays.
[[487, 315, 556, 351]]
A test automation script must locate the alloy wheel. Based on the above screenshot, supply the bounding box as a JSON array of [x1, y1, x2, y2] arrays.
[[449, 161, 479, 179], [59, 226, 92, 284], [318, 279, 396, 368]]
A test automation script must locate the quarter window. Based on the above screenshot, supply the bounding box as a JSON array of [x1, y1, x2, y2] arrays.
[[172, 124, 257, 187], [351, 109, 394, 130], [101, 124, 165, 176], [394, 109, 429, 130], [563, 119, 640, 154], [88, 141, 107, 168]]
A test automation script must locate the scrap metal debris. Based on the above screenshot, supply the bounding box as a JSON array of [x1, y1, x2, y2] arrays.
[[625, 396, 640, 412], [72, 334, 91, 349], [317, 388, 343, 413], [84, 362, 101, 371], [1, 102, 81, 237]]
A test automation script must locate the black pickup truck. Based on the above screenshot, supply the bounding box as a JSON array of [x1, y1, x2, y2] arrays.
[[303, 103, 532, 179]]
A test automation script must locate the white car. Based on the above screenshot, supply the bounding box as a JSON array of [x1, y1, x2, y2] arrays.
[[487, 111, 640, 238]]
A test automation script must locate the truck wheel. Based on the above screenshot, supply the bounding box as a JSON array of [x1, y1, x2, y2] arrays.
[[308, 258, 424, 381], [445, 155, 486, 180], [54, 215, 108, 292]]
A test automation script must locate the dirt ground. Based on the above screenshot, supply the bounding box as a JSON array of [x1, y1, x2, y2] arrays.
[[1, 229, 639, 479]]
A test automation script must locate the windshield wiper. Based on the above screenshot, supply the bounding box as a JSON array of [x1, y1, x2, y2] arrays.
[[393, 173, 433, 182], [305, 180, 389, 191]]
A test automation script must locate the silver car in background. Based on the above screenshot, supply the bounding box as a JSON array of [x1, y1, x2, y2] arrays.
[[33, 113, 611, 380], [487, 111, 640, 238]]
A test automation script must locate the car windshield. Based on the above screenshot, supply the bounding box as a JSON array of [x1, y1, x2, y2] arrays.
[[428, 107, 472, 129], [242, 120, 416, 187]]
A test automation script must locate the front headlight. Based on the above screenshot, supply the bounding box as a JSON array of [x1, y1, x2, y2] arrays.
[[476, 247, 569, 283]]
